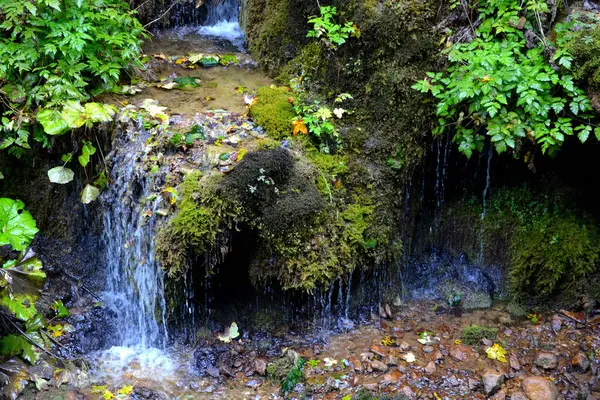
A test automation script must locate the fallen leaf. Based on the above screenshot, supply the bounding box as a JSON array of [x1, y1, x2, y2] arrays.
[[486, 343, 507, 363], [292, 119, 308, 136], [403, 352, 416, 363]]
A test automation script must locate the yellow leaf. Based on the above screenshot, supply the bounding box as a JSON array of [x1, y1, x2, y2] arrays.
[[92, 386, 107, 394], [486, 343, 507, 363], [117, 385, 134, 395], [48, 324, 64, 338], [292, 119, 308, 136], [103, 389, 114, 400]]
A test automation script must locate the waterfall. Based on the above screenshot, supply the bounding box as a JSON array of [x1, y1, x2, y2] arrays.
[[477, 145, 493, 265], [102, 123, 168, 350], [198, 0, 243, 44]]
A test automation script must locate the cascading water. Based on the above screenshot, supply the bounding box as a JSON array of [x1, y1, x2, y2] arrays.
[[198, 0, 243, 45], [102, 123, 168, 350]]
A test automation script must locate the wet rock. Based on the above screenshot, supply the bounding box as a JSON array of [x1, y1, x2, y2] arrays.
[[245, 379, 260, 388], [490, 390, 507, 400], [571, 351, 590, 372], [207, 366, 220, 378], [370, 345, 387, 357], [370, 360, 389, 373], [400, 342, 411, 351], [482, 369, 505, 396], [382, 370, 401, 382], [360, 352, 374, 362], [386, 354, 398, 366], [534, 352, 558, 370], [254, 357, 268, 376], [449, 344, 473, 362], [521, 376, 559, 400], [133, 386, 170, 400], [510, 391, 528, 400], [425, 361, 436, 374], [509, 354, 521, 371], [348, 356, 363, 373], [423, 346, 434, 354]]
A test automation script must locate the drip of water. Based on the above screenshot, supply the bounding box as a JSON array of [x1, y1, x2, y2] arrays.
[[102, 123, 168, 350], [478, 145, 493, 265]]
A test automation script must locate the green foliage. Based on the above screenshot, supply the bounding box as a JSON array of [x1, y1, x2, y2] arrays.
[[78, 141, 97, 168], [250, 86, 295, 139], [351, 389, 410, 400], [219, 54, 240, 66], [290, 77, 353, 153], [461, 325, 498, 345], [0, 0, 145, 156], [0, 198, 38, 251], [281, 357, 305, 394], [307, 6, 360, 50], [413, 0, 596, 157], [0, 335, 38, 364]]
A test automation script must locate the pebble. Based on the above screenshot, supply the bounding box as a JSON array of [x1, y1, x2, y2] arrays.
[[425, 361, 436, 374], [482, 369, 505, 396], [571, 351, 590, 372], [370, 360, 389, 372], [448, 344, 473, 362], [423, 346, 434, 354], [400, 342, 411, 351]]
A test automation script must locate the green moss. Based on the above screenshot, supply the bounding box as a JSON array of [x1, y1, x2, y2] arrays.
[[567, 24, 600, 90], [352, 389, 410, 400], [250, 86, 295, 139], [461, 325, 498, 345], [155, 171, 244, 277]]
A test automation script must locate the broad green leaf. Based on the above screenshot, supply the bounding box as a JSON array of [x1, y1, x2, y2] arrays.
[[0, 199, 38, 251], [61, 101, 86, 129], [81, 184, 100, 204], [47, 167, 74, 184], [0, 334, 39, 364], [51, 300, 69, 318], [37, 109, 69, 136], [84, 103, 116, 123], [0, 293, 39, 322], [25, 314, 46, 332]]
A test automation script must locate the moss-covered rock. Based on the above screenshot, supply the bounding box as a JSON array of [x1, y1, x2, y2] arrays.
[[249, 86, 295, 140], [461, 325, 498, 345]]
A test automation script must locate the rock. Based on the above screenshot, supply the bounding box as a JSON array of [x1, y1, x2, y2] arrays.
[[571, 351, 590, 372], [534, 352, 558, 370], [370, 360, 389, 373], [521, 376, 559, 400], [425, 361, 436, 374], [348, 356, 363, 373], [449, 344, 473, 362], [360, 352, 374, 362], [206, 366, 220, 378], [245, 379, 260, 388], [400, 342, 411, 351], [510, 391, 528, 400], [382, 370, 401, 382], [509, 354, 521, 371], [490, 390, 507, 400], [370, 345, 387, 357], [423, 345, 434, 354], [482, 369, 505, 396], [385, 304, 393, 318], [386, 354, 398, 366], [253, 357, 268, 375]]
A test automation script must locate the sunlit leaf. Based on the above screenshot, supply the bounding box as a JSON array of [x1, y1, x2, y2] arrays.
[[47, 167, 74, 184], [218, 322, 240, 343], [81, 185, 100, 204], [0, 198, 38, 251]]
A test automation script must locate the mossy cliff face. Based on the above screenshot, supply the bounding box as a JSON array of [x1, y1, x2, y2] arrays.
[[423, 187, 600, 306], [238, 0, 444, 290]]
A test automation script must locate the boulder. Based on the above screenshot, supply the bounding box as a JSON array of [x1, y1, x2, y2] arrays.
[[534, 352, 558, 370], [482, 369, 505, 396], [521, 376, 559, 400]]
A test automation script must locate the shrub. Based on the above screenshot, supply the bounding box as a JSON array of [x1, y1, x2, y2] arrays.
[[0, 0, 146, 156]]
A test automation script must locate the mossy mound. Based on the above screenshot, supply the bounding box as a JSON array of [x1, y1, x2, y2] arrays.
[[567, 24, 600, 91], [352, 389, 410, 400], [461, 325, 498, 345], [249, 86, 295, 140]]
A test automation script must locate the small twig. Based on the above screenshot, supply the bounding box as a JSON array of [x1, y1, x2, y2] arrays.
[[134, 0, 152, 11], [40, 331, 72, 356], [6, 315, 64, 361], [143, 0, 181, 29]]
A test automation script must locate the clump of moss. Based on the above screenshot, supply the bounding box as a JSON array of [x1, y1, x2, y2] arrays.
[[352, 388, 410, 400], [567, 24, 600, 90], [461, 325, 498, 345], [155, 171, 244, 276], [250, 86, 295, 139], [509, 215, 599, 299]]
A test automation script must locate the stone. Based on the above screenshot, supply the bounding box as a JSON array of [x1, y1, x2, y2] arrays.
[[400, 342, 411, 351], [423, 346, 434, 354], [360, 352, 374, 362], [370, 360, 389, 373], [348, 356, 363, 373], [571, 351, 590, 372], [245, 379, 260, 388], [482, 369, 505, 396], [509, 354, 521, 371], [534, 352, 558, 370], [386, 354, 398, 366], [253, 357, 267, 375], [425, 361, 436, 374], [490, 390, 507, 400], [449, 344, 473, 362], [509, 391, 528, 400], [382, 370, 402, 382], [521, 376, 559, 400], [370, 345, 387, 357]]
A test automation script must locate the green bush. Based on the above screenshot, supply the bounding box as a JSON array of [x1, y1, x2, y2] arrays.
[[250, 86, 295, 139], [0, 0, 145, 156], [461, 325, 498, 345]]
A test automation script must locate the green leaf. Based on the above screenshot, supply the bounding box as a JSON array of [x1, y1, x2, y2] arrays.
[[25, 314, 47, 332], [577, 126, 591, 143], [37, 109, 69, 136], [0, 198, 38, 251], [51, 300, 69, 318], [61, 101, 86, 129], [84, 103, 116, 123], [0, 334, 39, 364], [218, 322, 240, 343], [595, 127, 600, 141], [47, 167, 74, 184], [81, 184, 100, 204]]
